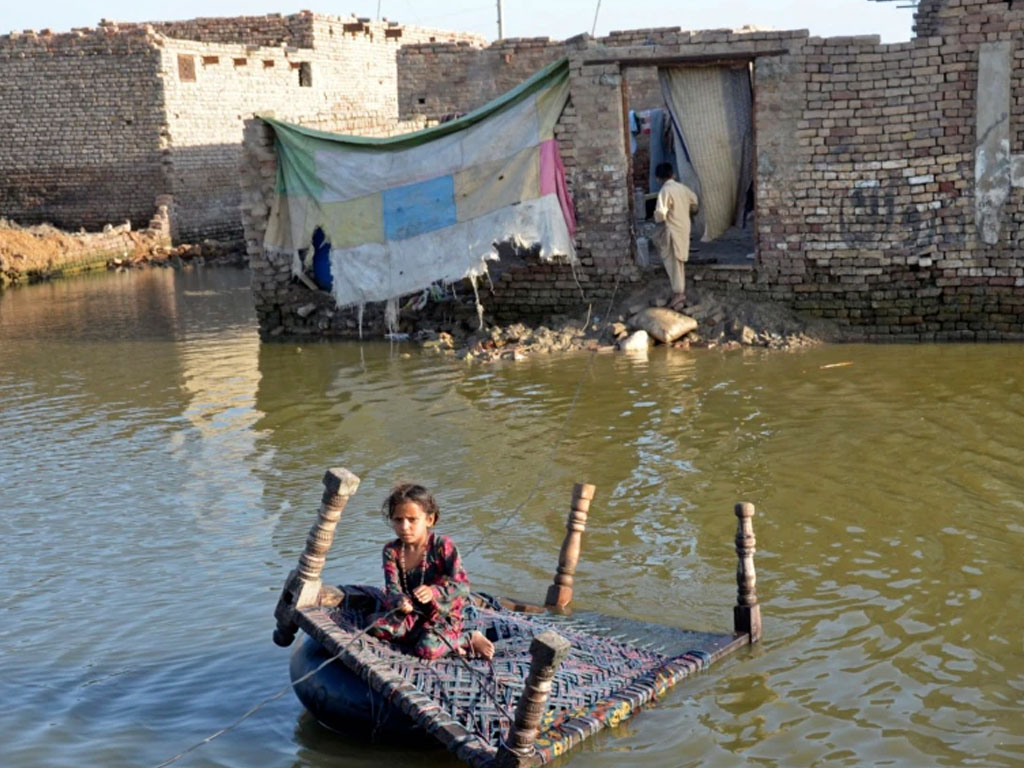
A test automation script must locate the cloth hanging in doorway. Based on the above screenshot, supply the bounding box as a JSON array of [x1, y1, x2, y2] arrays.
[[670, 130, 706, 239], [260, 58, 575, 309], [647, 108, 672, 193], [659, 65, 753, 241]]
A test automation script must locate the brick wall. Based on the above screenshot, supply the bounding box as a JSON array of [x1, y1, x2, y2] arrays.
[[0, 13, 481, 243], [914, 0, 945, 38], [145, 13, 315, 47], [397, 27, 753, 119], [0, 27, 168, 232], [444, 29, 804, 324], [239, 112, 437, 336], [160, 30, 401, 241], [242, 1, 1024, 340], [398, 38, 566, 119], [750, 1, 1024, 340], [158, 15, 484, 242], [408, 5, 1024, 339]]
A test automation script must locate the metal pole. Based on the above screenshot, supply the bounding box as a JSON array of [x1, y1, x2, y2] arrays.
[[497, 0, 504, 39], [591, 0, 602, 36], [376, 0, 382, 20]]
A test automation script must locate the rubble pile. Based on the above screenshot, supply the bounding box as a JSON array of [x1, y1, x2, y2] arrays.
[[413, 286, 839, 363]]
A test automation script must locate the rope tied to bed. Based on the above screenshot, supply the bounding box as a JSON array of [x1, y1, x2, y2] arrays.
[[151, 607, 404, 768]]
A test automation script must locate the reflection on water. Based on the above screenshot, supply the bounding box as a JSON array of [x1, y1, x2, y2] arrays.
[[0, 268, 1022, 767]]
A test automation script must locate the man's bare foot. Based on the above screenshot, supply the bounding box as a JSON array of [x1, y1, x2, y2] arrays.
[[468, 630, 494, 660]]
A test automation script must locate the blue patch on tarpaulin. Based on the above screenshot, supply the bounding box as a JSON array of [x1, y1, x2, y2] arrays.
[[382, 175, 457, 241]]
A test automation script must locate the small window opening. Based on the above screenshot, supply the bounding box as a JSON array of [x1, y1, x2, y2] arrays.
[[298, 61, 312, 87], [201, 55, 219, 66], [177, 54, 196, 82], [263, 59, 275, 68], [233, 57, 247, 67]]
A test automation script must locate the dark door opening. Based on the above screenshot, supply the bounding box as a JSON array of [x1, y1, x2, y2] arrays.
[[623, 63, 756, 271]]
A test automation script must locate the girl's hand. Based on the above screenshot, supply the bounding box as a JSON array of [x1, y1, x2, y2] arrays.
[[411, 585, 434, 604], [398, 597, 414, 614]]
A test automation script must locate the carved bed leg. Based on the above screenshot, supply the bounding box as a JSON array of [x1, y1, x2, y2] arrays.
[[492, 630, 572, 768], [544, 482, 596, 609], [733, 502, 761, 643], [273, 467, 361, 647]]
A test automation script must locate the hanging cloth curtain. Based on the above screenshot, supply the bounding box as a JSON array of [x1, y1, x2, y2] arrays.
[[659, 65, 753, 241]]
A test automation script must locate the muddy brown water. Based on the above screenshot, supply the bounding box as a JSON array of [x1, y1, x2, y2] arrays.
[[1, 267, 1021, 767]]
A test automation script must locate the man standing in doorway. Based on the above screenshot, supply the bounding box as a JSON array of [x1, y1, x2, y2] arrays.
[[652, 162, 699, 310]]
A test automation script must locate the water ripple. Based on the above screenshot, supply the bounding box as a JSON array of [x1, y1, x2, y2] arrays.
[[1, 276, 1023, 766]]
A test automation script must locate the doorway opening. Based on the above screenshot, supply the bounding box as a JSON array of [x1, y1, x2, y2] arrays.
[[623, 62, 756, 272]]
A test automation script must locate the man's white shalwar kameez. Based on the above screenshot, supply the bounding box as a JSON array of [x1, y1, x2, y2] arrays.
[[652, 178, 699, 295]]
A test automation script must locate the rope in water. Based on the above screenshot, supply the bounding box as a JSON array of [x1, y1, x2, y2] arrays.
[[153, 605, 520, 766], [462, 271, 622, 557], [151, 607, 403, 768]]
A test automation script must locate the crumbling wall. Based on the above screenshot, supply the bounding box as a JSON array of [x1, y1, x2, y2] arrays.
[[145, 14, 316, 47], [244, 1, 1024, 340], [398, 37, 562, 119], [396, 2, 1024, 340], [240, 113, 434, 337], [243, 28, 803, 337], [396, 28, 694, 120], [0, 27, 168, 232]]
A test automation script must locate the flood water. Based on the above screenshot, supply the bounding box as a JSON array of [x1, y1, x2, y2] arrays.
[[1, 267, 1022, 768]]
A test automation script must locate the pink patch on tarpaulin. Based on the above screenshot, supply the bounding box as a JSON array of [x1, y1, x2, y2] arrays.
[[539, 139, 577, 237]]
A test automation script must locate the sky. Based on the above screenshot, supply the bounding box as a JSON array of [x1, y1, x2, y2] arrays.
[[5, 1, 917, 43]]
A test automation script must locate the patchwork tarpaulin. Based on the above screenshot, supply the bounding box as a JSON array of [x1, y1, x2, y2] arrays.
[[261, 58, 576, 309]]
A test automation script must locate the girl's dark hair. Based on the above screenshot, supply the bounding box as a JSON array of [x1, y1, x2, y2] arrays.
[[382, 483, 440, 522]]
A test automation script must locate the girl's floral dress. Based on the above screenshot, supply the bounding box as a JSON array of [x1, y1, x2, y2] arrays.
[[367, 532, 472, 659]]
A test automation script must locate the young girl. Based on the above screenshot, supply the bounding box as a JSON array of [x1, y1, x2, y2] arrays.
[[367, 483, 494, 660]]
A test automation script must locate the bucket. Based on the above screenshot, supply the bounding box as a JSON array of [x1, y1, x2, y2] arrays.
[[634, 236, 651, 268]]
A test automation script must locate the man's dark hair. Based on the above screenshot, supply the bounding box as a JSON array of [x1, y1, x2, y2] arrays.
[[654, 162, 674, 181]]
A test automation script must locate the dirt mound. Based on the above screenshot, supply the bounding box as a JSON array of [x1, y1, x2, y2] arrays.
[[0, 221, 83, 277], [0, 218, 243, 288]]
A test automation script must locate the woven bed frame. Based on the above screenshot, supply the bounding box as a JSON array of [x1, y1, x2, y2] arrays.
[[273, 468, 762, 767]]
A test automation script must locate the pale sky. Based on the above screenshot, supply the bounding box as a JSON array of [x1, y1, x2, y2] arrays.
[[5, 1, 917, 43]]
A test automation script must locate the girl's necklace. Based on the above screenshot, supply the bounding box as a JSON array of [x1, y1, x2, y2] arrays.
[[398, 544, 424, 596]]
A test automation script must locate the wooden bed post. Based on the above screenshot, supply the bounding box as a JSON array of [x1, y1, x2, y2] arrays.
[[273, 467, 361, 647], [544, 482, 596, 609], [493, 630, 572, 768], [733, 502, 761, 643]]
